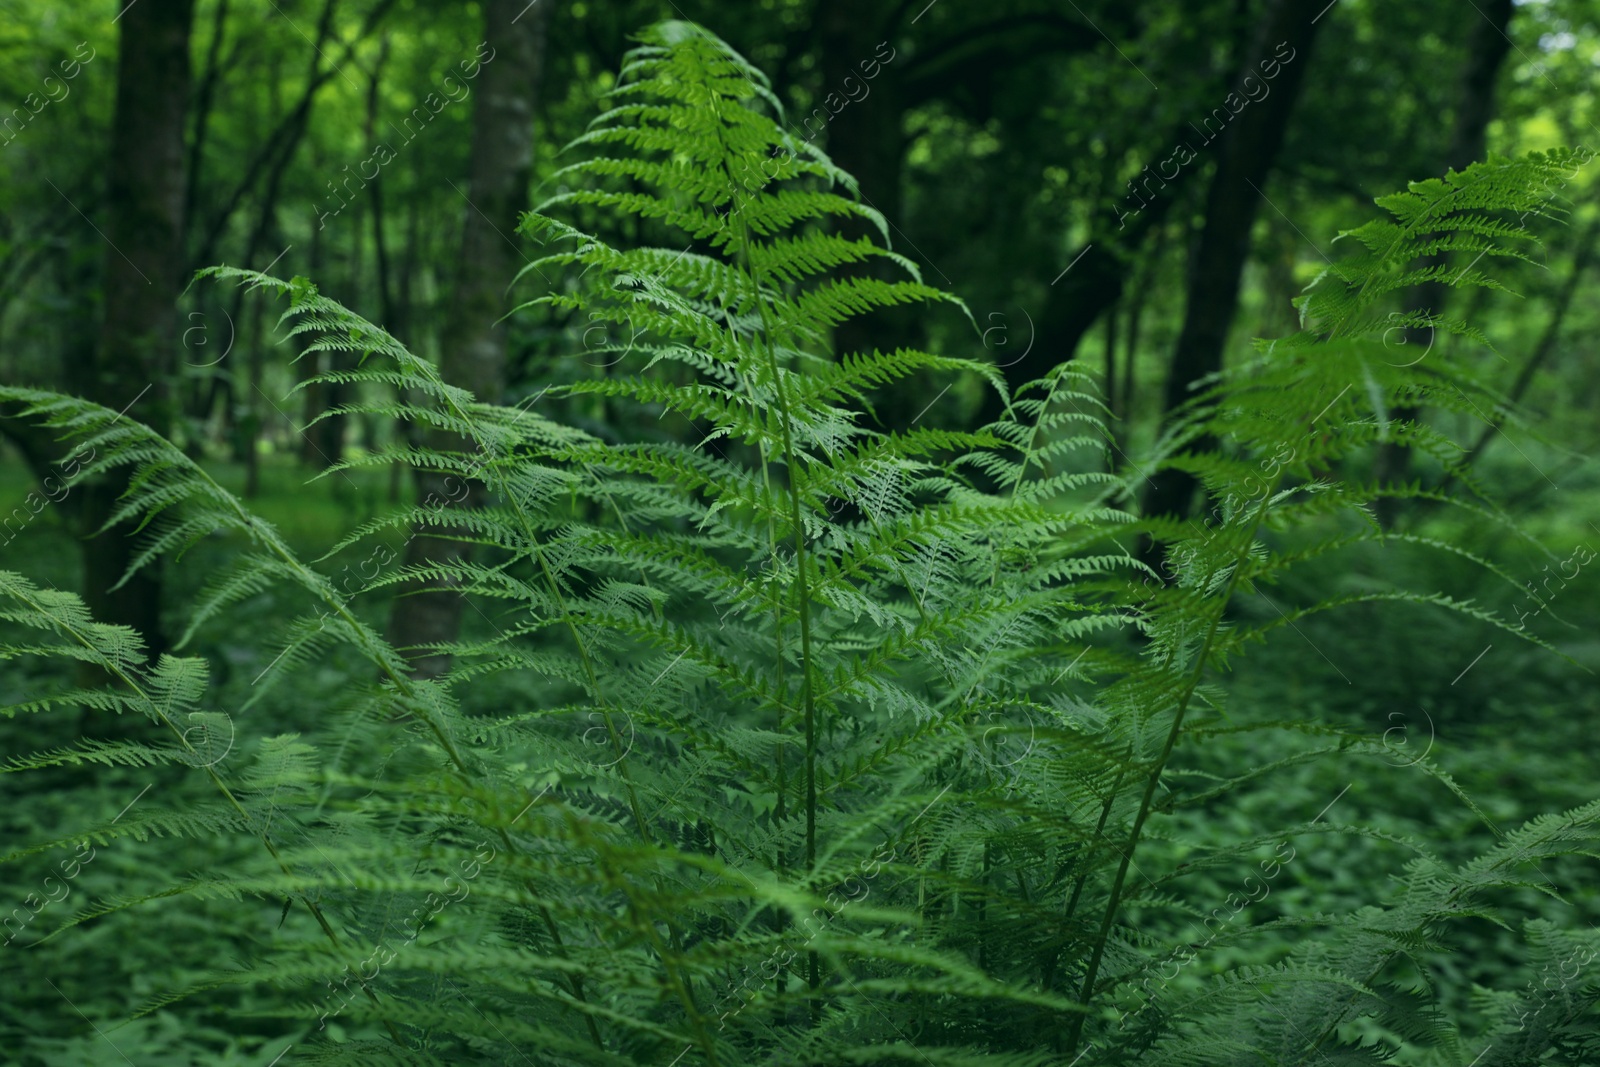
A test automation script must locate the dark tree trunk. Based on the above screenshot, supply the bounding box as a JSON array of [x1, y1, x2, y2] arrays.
[[388, 198, 425, 506], [1372, 0, 1515, 526], [807, 0, 922, 427], [367, 33, 399, 334], [811, 5, 1132, 429], [1440, 0, 1515, 187], [241, 285, 266, 499], [1141, 0, 1324, 524], [300, 200, 349, 471], [1456, 191, 1598, 479], [363, 34, 398, 463], [1117, 219, 1173, 458], [184, 0, 231, 229], [1102, 297, 1119, 425], [179, 0, 232, 457], [387, 0, 548, 678], [970, 4, 1251, 427], [983, 132, 1196, 427], [78, 0, 196, 658]]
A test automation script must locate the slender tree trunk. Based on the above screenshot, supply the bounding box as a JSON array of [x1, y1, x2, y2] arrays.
[[367, 34, 399, 333], [1102, 298, 1119, 426], [1373, 0, 1515, 526], [242, 282, 267, 499], [1117, 219, 1170, 459], [1458, 201, 1598, 476], [300, 198, 343, 469], [185, 0, 230, 229], [189, 0, 394, 272], [1141, 0, 1324, 524], [984, 125, 1205, 427], [301, 165, 357, 473], [987, 7, 1255, 428], [809, 0, 924, 427], [226, 199, 280, 497], [387, 0, 548, 678], [364, 34, 398, 462], [389, 199, 424, 506], [77, 0, 196, 659], [180, 0, 232, 457]]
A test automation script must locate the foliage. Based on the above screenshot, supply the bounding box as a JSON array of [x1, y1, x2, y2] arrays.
[[1, 21, 1596, 1067]]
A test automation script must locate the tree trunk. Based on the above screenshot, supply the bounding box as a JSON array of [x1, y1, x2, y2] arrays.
[[78, 0, 196, 659], [1372, 0, 1515, 526], [241, 285, 266, 499], [1456, 195, 1599, 478], [387, 0, 548, 678], [983, 122, 1202, 427], [300, 177, 352, 473], [367, 33, 399, 334], [1141, 0, 1324, 524], [808, 0, 923, 427], [1102, 297, 1119, 426], [388, 198, 425, 506], [1117, 219, 1172, 459]]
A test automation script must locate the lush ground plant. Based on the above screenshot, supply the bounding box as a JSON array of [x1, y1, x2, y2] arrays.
[[2, 21, 1597, 1067]]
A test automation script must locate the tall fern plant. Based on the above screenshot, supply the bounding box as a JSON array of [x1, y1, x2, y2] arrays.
[[2, 21, 1111, 1065], [1, 20, 1596, 1067], [1054, 145, 1600, 1065]]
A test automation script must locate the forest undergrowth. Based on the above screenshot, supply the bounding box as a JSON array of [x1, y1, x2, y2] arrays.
[[2, 20, 1598, 1067]]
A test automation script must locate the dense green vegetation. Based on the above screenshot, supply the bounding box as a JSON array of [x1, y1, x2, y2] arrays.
[[3, 2, 1599, 1064]]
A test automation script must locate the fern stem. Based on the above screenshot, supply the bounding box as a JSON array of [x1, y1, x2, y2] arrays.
[[717, 113, 824, 1010], [1066, 480, 1281, 1056], [1043, 743, 1133, 1025], [755, 255, 822, 998]]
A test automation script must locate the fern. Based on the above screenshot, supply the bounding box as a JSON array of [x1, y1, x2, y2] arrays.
[[1, 20, 1595, 1067]]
